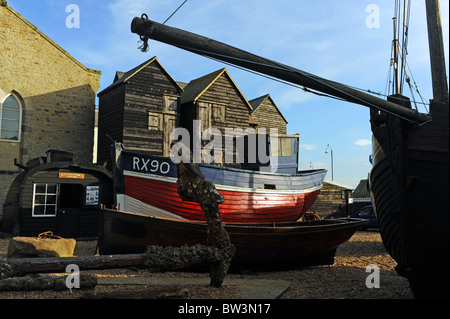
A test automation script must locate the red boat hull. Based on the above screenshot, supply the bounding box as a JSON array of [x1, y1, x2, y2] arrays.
[[123, 174, 321, 223]]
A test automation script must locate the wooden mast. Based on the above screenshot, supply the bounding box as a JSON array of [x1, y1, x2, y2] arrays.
[[425, 0, 449, 103], [131, 17, 431, 124], [392, 16, 401, 95]]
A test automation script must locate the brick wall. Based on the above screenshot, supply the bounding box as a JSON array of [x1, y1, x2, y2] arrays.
[[0, 3, 101, 219]]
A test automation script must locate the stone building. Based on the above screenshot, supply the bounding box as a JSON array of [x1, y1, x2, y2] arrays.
[[0, 1, 101, 220]]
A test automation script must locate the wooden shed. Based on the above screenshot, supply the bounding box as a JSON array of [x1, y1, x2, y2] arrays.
[[249, 94, 287, 134], [1, 150, 113, 238], [351, 179, 372, 212], [249, 94, 299, 174], [179, 68, 253, 166], [308, 180, 353, 218], [97, 56, 183, 167]]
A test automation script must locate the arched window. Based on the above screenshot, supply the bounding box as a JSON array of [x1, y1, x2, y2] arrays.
[[0, 93, 22, 141]]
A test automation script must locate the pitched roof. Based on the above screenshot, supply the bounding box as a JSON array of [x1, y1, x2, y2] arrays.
[[352, 179, 370, 198], [98, 56, 183, 96], [114, 71, 125, 82], [176, 81, 189, 90], [248, 115, 260, 125], [180, 68, 253, 111], [323, 179, 354, 190], [248, 94, 288, 124], [248, 94, 269, 110]]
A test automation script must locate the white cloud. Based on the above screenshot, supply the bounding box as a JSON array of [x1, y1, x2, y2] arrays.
[[278, 87, 319, 109], [354, 139, 372, 147], [300, 144, 317, 150]]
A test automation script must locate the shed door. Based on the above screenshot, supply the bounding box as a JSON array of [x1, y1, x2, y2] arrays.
[[58, 184, 83, 238], [197, 102, 212, 162], [198, 102, 212, 131], [163, 115, 177, 158]]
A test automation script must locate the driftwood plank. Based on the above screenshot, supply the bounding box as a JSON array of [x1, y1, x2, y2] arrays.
[[0, 274, 97, 292], [4, 244, 229, 278], [6, 254, 143, 277]]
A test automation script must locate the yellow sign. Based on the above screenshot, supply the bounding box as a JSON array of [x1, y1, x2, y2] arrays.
[[58, 172, 85, 179]]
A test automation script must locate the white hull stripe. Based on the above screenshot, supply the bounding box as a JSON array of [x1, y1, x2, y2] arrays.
[[123, 170, 323, 195], [122, 194, 187, 220]]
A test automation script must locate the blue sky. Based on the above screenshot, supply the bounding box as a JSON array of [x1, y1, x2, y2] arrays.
[[8, 0, 449, 188]]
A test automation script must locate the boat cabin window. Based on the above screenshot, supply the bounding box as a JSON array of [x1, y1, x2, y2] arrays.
[[271, 137, 292, 157]]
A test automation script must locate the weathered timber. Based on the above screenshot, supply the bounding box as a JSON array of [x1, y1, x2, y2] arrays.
[[179, 68, 252, 167], [131, 16, 430, 123], [426, 0, 449, 103], [97, 57, 183, 167], [176, 161, 235, 287], [249, 95, 287, 134], [0, 274, 97, 292], [5, 254, 143, 278], [2, 244, 229, 279]]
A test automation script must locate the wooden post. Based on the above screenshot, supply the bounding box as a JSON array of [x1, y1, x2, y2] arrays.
[[425, 0, 449, 103]]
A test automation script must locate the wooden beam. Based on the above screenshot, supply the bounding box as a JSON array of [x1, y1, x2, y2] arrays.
[[6, 254, 144, 277], [3, 244, 230, 278], [425, 0, 449, 103], [131, 17, 431, 123]]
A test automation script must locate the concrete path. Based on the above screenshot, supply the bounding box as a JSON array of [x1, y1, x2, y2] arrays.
[[98, 276, 290, 299]]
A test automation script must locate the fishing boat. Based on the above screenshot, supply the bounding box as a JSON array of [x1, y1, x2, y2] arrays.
[[131, 0, 448, 298], [98, 207, 368, 269], [368, 1, 449, 299], [114, 144, 327, 223]]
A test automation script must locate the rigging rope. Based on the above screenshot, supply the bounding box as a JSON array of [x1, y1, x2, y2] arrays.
[[390, 0, 415, 97], [136, 3, 428, 121], [163, 0, 188, 25], [172, 43, 424, 122]]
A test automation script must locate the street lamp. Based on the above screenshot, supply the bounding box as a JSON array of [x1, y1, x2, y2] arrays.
[[325, 144, 334, 181]]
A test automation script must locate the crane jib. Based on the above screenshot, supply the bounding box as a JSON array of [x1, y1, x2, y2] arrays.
[[131, 16, 431, 124]]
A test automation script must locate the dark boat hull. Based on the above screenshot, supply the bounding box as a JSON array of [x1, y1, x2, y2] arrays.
[[98, 208, 368, 270], [370, 101, 449, 298]]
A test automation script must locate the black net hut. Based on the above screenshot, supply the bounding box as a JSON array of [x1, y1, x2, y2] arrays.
[[1, 150, 113, 238]]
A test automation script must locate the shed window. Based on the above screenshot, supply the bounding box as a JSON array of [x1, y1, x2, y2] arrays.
[[212, 104, 226, 123], [164, 96, 178, 113], [148, 112, 162, 131], [32, 184, 58, 217], [0, 93, 22, 142]]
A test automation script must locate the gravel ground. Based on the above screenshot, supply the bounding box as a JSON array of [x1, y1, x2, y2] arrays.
[[0, 230, 414, 299]]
